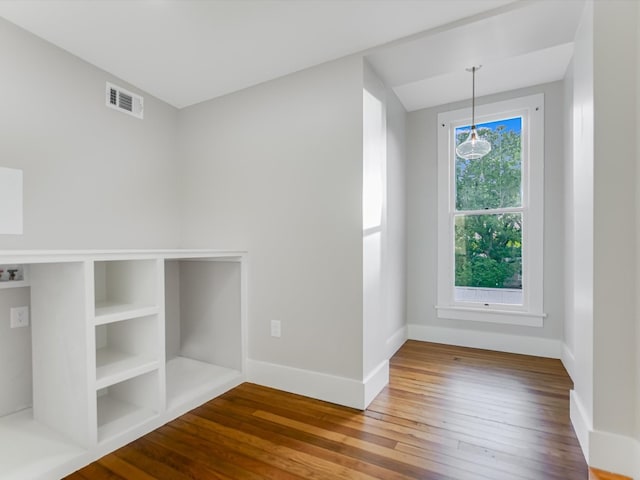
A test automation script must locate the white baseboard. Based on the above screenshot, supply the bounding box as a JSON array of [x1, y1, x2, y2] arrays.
[[363, 360, 389, 408], [561, 343, 576, 380], [590, 430, 640, 480], [247, 359, 388, 410], [246, 326, 407, 411], [570, 389, 591, 461], [407, 324, 562, 358], [386, 325, 408, 358], [569, 388, 640, 479]]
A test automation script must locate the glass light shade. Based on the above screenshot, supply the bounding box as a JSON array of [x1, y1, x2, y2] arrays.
[[456, 127, 492, 160]]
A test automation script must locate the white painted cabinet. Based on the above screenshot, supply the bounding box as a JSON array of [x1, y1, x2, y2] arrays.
[[0, 250, 246, 480]]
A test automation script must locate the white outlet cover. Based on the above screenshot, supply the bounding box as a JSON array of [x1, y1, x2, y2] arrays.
[[10, 306, 29, 328], [270, 320, 281, 338]]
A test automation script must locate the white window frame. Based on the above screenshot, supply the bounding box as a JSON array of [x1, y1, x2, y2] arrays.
[[436, 94, 545, 327]]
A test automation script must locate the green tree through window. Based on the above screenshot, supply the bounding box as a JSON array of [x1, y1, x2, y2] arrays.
[[454, 118, 523, 291]]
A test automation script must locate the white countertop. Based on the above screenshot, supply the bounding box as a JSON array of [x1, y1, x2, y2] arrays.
[[0, 249, 247, 264]]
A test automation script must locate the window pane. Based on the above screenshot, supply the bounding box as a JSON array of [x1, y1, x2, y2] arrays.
[[455, 117, 522, 211], [454, 213, 522, 305]]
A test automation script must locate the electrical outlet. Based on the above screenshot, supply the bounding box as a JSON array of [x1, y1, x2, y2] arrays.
[[10, 306, 29, 328], [270, 320, 281, 338]]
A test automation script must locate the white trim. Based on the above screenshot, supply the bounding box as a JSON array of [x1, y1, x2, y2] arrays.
[[247, 359, 380, 410], [407, 324, 561, 358], [386, 325, 408, 359], [589, 430, 640, 480], [570, 389, 592, 462], [363, 360, 389, 409], [435, 305, 544, 327], [561, 343, 576, 381], [0, 249, 247, 264], [437, 94, 544, 325], [570, 390, 640, 479]]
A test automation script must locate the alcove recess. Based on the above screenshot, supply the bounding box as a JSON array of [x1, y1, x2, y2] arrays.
[[164, 258, 244, 412]]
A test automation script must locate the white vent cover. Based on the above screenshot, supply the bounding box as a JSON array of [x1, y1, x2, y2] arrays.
[[106, 82, 144, 119]]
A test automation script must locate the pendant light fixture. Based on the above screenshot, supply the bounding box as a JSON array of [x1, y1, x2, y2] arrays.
[[456, 66, 491, 160]]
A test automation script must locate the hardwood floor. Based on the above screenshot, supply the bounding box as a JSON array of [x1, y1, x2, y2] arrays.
[[67, 340, 589, 479], [589, 468, 632, 480]]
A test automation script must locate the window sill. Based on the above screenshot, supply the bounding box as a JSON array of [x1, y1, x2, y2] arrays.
[[435, 305, 546, 327]]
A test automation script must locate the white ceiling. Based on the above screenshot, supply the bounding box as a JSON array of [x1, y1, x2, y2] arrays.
[[0, 0, 583, 111], [366, 0, 584, 111]]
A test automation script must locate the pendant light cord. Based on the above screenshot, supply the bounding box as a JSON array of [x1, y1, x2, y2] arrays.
[[471, 66, 476, 129]]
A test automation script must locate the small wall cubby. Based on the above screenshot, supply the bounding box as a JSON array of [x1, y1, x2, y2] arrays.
[[0, 250, 246, 480]]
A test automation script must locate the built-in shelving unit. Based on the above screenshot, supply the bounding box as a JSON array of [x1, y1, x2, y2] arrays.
[[0, 250, 246, 480]]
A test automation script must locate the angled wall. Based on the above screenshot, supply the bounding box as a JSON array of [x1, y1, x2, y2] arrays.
[[178, 56, 368, 406], [0, 18, 180, 250]]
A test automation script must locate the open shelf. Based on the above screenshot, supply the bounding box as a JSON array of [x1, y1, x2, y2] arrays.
[[97, 396, 157, 444], [0, 409, 85, 480], [0, 280, 29, 290], [94, 314, 160, 390], [166, 356, 241, 410], [96, 370, 160, 443], [94, 260, 158, 319], [96, 349, 158, 390], [94, 302, 159, 325]]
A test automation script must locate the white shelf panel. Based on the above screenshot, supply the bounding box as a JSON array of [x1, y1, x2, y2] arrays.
[[94, 301, 158, 325], [97, 395, 157, 444], [166, 356, 241, 410], [0, 249, 246, 264], [0, 280, 30, 290], [0, 409, 85, 480], [96, 348, 158, 390]]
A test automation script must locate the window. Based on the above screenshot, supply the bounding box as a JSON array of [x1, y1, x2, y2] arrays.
[[437, 94, 545, 326]]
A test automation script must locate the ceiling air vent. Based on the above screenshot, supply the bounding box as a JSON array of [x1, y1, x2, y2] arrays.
[[106, 82, 144, 119]]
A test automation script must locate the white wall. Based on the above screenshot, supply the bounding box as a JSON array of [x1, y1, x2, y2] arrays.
[[406, 81, 566, 355], [592, 0, 637, 440], [566, 2, 640, 477], [178, 56, 365, 382], [362, 63, 408, 380], [385, 75, 408, 357], [637, 0, 640, 449], [363, 64, 388, 378], [567, 0, 595, 456], [0, 288, 31, 417], [0, 18, 180, 250], [562, 59, 575, 377]]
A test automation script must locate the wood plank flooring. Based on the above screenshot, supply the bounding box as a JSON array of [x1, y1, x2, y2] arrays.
[[66, 340, 589, 479], [589, 468, 632, 480]]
